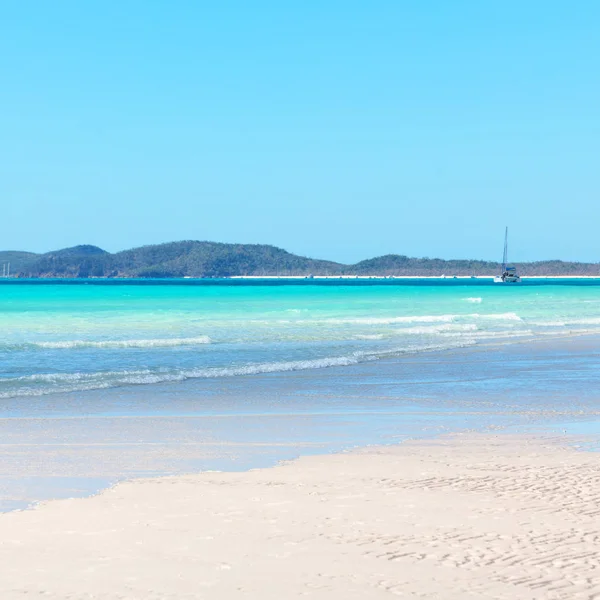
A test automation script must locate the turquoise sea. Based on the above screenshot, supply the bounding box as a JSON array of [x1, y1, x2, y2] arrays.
[[2, 279, 600, 510], [3, 279, 600, 399]]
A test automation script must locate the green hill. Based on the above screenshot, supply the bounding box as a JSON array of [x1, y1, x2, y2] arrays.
[[349, 255, 499, 276], [2, 241, 600, 278], [111, 241, 342, 278], [7, 241, 342, 278], [0, 251, 40, 274], [348, 255, 600, 276]]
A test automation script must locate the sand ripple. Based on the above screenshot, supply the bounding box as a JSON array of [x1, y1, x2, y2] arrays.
[[1, 434, 600, 598]]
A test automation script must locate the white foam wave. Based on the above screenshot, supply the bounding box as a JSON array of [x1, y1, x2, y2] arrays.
[[467, 312, 522, 321], [569, 318, 600, 326], [356, 324, 477, 338], [465, 297, 482, 303], [31, 337, 212, 349], [400, 324, 478, 335], [536, 328, 600, 336], [320, 315, 456, 325], [0, 358, 362, 398], [530, 317, 600, 328], [0, 340, 474, 399], [247, 313, 523, 327], [247, 315, 458, 325], [361, 340, 474, 359], [462, 330, 534, 339]]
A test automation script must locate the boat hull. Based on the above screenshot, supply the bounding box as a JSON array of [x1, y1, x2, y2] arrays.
[[494, 276, 521, 283]]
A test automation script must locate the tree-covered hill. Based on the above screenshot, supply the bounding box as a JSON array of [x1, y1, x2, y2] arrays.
[[2, 241, 600, 278], [0, 251, 40, 274], [4, 241, 342, 278], [349, 255, 500, 276], [348, 255, 600, 276], [111, 241, 342, 278]]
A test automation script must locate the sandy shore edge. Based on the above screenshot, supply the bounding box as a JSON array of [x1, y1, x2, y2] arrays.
[[1, 432, 600, 599]]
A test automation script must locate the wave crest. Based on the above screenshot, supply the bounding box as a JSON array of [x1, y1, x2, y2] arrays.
[[31, 337, 212, 349], [0, 340, 474, 399], [467, 312, 522, 321]]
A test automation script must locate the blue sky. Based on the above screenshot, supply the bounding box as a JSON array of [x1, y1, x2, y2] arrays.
[[1, 1, 599, 263]]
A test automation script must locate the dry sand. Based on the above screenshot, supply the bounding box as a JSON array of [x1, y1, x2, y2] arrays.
[[1, 433, 600, 599]]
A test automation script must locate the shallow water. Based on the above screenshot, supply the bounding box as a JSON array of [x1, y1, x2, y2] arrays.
[[3, 281, 600, 510], [3, 280, 600, 399], [2, 331, 600, 511]]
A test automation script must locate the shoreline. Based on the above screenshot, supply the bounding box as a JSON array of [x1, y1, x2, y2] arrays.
[[4, 274, 600, 282], [1, 432, 600, 598], [229, 274, 600, 279], [3, 332, 600, 514]]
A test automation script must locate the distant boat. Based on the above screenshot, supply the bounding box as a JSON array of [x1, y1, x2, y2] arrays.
[[494, 227, 521, 283]]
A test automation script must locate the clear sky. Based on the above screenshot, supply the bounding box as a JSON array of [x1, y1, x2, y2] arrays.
[[1, 1, 599, 263]]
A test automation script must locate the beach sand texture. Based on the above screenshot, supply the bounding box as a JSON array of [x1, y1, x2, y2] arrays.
[[1, 434, 600, 599]]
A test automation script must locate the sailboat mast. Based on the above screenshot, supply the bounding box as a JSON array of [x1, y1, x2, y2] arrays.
[[502, 226, 508, 270]]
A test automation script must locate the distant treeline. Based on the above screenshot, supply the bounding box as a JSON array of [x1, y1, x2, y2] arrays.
[[1, 241, 599, 278]]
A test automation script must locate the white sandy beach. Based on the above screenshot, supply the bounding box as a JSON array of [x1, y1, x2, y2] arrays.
[[228, 275, 600, 279], [1, 433, 600, 599]]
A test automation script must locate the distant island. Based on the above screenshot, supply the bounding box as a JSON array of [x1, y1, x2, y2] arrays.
[[0, 241, 599, 278]]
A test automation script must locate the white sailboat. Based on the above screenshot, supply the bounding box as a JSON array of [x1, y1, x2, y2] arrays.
[[493, 227, 521, 283]]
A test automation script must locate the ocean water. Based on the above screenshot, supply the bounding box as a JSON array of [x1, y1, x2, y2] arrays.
[[3, 280, 600, 511], [2, 280, 600, 400]]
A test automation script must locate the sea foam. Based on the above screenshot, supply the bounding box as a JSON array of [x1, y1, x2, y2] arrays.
[[30, 337, 212, 349], [0, 340, 474, 399]]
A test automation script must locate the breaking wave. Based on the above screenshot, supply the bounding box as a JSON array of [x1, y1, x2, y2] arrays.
[[26, 337, 212, 350], [529, 317, 600, 328], [467, 312, 522, 321], [321, 315, 456, 325], [0, 340, 474, 399], [251, 313, 523, 326], [400, 324, 478, 335]]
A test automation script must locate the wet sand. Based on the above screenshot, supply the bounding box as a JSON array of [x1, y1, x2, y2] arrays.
[[3, 335, 600, 512], [1, 433, 600, 599]]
